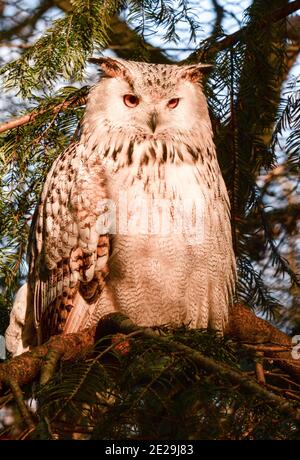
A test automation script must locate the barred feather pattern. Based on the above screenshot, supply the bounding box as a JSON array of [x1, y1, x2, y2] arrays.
[[6, 59, 236, 354], [78, 130, 235, 333], [26, 141, 110, 344]]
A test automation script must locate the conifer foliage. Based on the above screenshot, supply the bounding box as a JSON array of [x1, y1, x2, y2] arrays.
[[0, 0, 299, 440]]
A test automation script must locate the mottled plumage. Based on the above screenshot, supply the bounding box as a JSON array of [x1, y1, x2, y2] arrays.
[[6, 58, 236, 355]]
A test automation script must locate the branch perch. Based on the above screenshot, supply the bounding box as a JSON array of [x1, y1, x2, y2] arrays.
[[1, 305, 300, 426], [0, 326, 96, 392]]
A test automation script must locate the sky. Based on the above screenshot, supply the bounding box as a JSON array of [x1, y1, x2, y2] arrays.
[[1, 0, 299, 110]]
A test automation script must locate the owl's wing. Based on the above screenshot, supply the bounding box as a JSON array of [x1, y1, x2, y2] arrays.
[[28, 142, 110, 343]]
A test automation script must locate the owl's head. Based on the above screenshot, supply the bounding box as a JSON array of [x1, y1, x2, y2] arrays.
[[84, 58, 212, 141]]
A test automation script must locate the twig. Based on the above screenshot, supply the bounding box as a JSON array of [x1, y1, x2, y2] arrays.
[[100, 313, 300, 424], [1, 43, 32, 49], [0, 391, 14, 409], [49, 421, 94, 435], [265, 384, 300, 402], [266, 372, 300, 390], [284, 391, 300, 402], [243, 343, 291, 353], [17, 426, 36, 440], [9, 379, 35, 430], [0, 0, 54, 42], [0, 96, 86, 135], [255, 352, 266, 384], [187, 0, 300, 62]]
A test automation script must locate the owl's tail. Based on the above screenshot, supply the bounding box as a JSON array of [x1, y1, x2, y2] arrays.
[[5, 283, 30, 356], [5, 283, 116, 356]]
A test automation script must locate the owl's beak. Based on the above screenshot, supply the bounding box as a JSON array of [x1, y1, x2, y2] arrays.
[[148, 111, 158, 133]]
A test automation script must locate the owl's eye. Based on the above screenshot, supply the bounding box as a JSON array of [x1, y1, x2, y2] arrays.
[[123, 94, 139, 108], [167, 98, 179, 109]]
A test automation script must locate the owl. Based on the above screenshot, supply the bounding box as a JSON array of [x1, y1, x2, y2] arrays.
[[5, 58, 236, 356]]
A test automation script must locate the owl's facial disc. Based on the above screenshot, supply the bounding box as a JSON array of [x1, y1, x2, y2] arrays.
[[104, 78, 201, 138], [122, 91, 181, 133], [90, 59, 212, 140], [80, 71, 214, 170]]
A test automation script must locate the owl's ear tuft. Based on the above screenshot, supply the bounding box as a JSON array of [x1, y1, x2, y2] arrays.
[[89, 57, 132, 81], [179, 64, 213, 83]]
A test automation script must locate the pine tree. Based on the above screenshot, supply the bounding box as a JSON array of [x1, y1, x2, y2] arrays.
[[0, 0, 299, 440]]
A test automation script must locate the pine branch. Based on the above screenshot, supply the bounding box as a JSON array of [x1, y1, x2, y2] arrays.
[[53, 0, 173, 63], [105, 311, 300, 423], [209, 0, 300, 309], [2, 307, 300, 428], [0, 0, 125, 96], [186, 0, 300, 62], [0, 94, 87, 134]]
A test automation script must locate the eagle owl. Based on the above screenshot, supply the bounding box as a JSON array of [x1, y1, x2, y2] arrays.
[[6, 58, 236, 356]]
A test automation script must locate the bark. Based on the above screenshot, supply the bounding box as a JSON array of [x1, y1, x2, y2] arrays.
[[228, 304, 300, 382], [0, 95, 87, 134], [1, 305, 300, 425], [0, 326, 96, 391]]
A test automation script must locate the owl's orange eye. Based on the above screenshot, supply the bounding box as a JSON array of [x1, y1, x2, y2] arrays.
[[123, 94, 139, 108], [167, 98, 179, 109]]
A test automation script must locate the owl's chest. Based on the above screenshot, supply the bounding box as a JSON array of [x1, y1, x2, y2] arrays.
[[105, 162, 210, 237], [103, 162, 209, 308], [96, 162, 232, 328]]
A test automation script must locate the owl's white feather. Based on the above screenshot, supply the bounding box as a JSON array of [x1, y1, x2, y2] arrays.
[[6, 58, 236, 356], [5, 284, 29, 356]]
